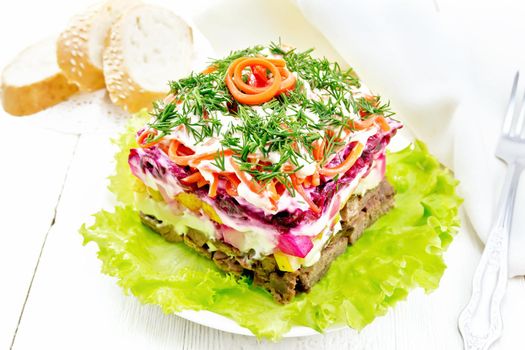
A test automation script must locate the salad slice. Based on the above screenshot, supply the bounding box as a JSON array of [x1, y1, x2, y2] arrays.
[[128, 44, 401, 303]]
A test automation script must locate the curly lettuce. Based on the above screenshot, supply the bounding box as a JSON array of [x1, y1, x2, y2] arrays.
[[80, 127, 462, 340]]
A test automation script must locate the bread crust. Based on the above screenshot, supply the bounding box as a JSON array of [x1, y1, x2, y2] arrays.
[[2, 72, 78, 116], [2, 38, 79, 116], [56, 6, 106, 91], [103, 5, 193, 113], [103, 20, 164, 113], [57, 0, 141, 92]]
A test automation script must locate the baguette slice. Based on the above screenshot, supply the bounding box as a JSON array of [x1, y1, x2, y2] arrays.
[[103, 4, 193, 113], [2, 39, 79, 116], [57, 0, 141, 91]]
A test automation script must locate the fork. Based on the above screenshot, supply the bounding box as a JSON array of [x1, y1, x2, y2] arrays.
[[458, 72, 525, 350]]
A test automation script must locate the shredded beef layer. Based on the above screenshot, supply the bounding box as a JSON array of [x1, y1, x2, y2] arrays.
[[139, 179, 395, 304]]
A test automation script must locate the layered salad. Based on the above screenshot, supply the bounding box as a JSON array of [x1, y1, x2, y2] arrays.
[[128, 44, 401, 303]]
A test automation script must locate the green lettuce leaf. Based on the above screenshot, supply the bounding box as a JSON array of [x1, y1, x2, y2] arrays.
[[80, 129, 462, 340], [107, 114, 146, 205]]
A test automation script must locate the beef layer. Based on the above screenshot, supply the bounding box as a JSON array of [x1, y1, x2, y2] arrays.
[[139, 179, 395, 304]]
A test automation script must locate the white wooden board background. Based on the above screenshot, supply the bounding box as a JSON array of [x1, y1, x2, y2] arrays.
[[1, 1, 525, 349]]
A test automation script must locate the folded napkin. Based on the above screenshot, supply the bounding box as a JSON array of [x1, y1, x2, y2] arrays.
[[294, 0, 525, 276]]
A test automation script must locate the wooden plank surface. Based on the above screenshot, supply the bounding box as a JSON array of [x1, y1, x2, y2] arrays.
[[2, 1, 525, 349], [0, 89, 126, 349], [0, 117, 78, 350], [7, 116, 525, 349]]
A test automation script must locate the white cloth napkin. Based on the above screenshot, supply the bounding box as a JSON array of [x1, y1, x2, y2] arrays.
[[294, 0, 525, 276]]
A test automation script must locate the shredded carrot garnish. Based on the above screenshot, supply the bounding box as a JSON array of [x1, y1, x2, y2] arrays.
[[226, 57, 281, 104], [168, 140, 180, 159], [375, 115, 391, 132], [268, 179, 281, 202], [197, 178, 209, 188], [312, 171, 320, 187], [225, 57, 295, 105], [158, 142, 169, 155], [235, 61, 295, 96], [260, 57, 286, 67], [224, 180, 238, 197], [350, 117, 377, 130], [281, 164, 294, 172], [187, 151, 234, 167], [350, 114, 390, 132], [137, 129, 161, 148], [312, 139, 325, 161], [303, 176, 312, 188], [222, 173, 241, 186], [277, 67, 296, 94], [220, 173, 241, 197], [181, 172, 205, 184], [319, 142, 365, 177], [201, 65, 218, 74], [168, 140, 233, 166], [208, 173, 219, 198], [230, 157, 263, 193], [177, 142, 196, 156], [291, 175, 320, 213], [324, 128, 347, 142]]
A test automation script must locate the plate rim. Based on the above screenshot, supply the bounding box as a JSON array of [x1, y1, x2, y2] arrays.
[[175, 309, 347, 338]]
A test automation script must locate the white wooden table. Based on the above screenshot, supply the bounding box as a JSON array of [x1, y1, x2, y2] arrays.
[[1, 1, 525, 349]]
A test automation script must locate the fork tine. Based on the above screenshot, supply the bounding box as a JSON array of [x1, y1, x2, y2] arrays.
[[516, 95, 525, 139], [511, 84, 525, 138], [502, 71, 519, 135]]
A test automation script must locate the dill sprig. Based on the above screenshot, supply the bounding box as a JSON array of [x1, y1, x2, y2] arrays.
[[146, 43, 394, 188]]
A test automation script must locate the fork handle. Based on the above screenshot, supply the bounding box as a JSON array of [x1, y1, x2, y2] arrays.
[[458, 162, 523, 350]]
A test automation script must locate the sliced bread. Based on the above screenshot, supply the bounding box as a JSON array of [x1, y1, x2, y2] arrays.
[[57, 0, 141, 91], [2, 38, 79, 116], [103, 4, 193, 113]]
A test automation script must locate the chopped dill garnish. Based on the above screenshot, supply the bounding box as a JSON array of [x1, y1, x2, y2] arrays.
[[146, 42, 394, 188], [211, 148, 227, 172]]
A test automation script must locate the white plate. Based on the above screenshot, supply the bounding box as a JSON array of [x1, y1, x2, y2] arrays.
[[176, 310, 346, 337]]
